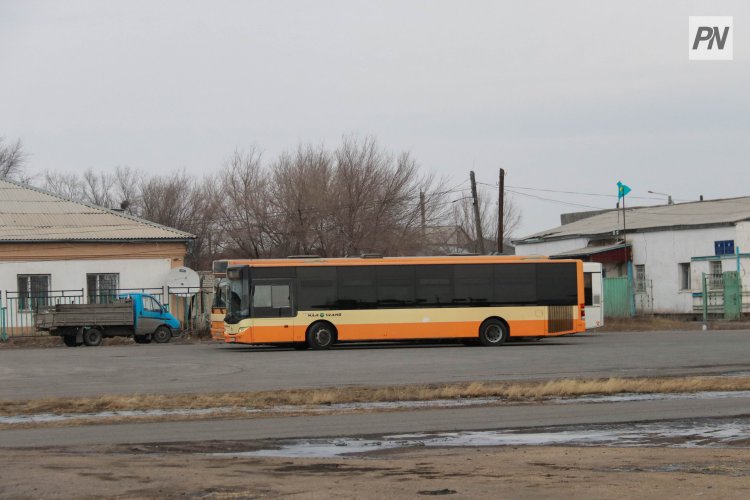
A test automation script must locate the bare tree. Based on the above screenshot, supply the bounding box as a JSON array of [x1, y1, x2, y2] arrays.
[[0, 137, 27, 180], [80, 169, 116, 207], [328, 136, 437, 256], [42, 170, 81, 200], [214, 149, 270, 258], [138, 170, 217, 269], [112, 166, 143, 213], [268, 144, 334, 256]]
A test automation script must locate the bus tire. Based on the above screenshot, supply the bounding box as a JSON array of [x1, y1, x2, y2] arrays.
[[83, 328, 103, 347], [153, 326, 172, 344], [306, 322, 336, 350], [479, 318, 508, 346]]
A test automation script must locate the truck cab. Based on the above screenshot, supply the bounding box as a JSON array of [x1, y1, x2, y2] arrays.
[[120, 293, 181, 343]]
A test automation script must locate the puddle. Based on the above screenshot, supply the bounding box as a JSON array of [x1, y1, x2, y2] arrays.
[[0, 407, 249, 425], [216, 418, 750, 458], [556, 390, 750, 404]]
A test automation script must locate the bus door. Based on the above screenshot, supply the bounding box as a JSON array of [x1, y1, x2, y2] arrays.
[[250, 279, 296, 343], [583, 262, 603, 329]]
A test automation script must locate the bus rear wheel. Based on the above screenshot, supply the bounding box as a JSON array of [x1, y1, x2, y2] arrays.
[[479, 319, 508, 346], [306, 322, 336, 350]]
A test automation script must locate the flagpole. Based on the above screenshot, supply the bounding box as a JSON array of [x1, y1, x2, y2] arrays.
[[622, 194, 627, 261]]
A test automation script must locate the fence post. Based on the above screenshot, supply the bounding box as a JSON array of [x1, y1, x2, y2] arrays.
[[702, 272, 708, 323], [1, 306, 7, 342]]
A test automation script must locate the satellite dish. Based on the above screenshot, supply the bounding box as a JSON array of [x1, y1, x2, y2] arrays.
[[164, 267, 201, 297]]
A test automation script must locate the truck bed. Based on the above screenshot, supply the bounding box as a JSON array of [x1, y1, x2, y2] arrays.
[[36, 302, 134, 330]]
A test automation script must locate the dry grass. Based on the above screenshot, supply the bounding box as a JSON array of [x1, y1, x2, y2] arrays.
[[598, 316, 750, 332], [2, 375, 750, 417]]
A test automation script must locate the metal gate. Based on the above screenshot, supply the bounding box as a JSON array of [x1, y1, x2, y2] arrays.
[[603, 277, 631, 317], [634, 279, 653, 315]]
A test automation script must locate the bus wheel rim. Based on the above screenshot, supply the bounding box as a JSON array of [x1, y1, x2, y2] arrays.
[[316, 328, 331, 346], [486, 325, 503, 343]]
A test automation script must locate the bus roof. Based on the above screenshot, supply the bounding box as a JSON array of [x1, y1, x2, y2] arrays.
[[222, 255, 580, 268]]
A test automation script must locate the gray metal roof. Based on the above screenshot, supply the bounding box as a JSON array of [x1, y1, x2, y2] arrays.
[[0, 178, 194, 242], [551, 242, 629, 258], [514, 197, 750, 244]]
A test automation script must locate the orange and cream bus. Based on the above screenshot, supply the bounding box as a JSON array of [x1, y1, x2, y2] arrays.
[[209, 260, 229, 341], [222, 255, 586, 349]]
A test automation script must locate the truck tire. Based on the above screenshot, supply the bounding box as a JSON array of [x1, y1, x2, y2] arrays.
[[63, 335, 80, 347], [83, 328, 103, 347], [153, 326, 172, 344]]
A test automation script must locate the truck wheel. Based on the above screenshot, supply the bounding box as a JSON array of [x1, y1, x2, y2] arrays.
[[83, 328, 103, 347], [134, 335, 152, 344], [62, 335, 80, 347], [153, 326, 172, 344]]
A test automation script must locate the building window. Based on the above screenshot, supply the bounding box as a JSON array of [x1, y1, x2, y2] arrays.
[[708, 261, 722, 290], [17, 275, 51, 311], [634, 265, 646, 293], [679, 263, 691, 290], [87, 273, 120, 304]]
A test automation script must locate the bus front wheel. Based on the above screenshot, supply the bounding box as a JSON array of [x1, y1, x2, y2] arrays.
[[479, 319, 508, 346], [306, 322, 336, 350]]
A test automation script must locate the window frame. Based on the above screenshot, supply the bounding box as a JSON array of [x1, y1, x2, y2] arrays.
[[16, 274, 51, 312], [87, 273, 120, 304], [678, 263, 691, 291]]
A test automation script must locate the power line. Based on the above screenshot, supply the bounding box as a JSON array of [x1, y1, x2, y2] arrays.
[[505, 189, 609, 211], [476, 181, 688, 202]]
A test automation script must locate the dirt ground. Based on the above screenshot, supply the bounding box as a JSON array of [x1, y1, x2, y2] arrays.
[[1, 444, 748, 499]]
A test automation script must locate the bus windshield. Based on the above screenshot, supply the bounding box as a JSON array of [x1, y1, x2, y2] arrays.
[[212, 278, 229, 308], [226, 275, 250, 323]]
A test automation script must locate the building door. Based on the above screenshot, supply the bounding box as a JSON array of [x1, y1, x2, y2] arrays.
[[583, 262, 603, 329]]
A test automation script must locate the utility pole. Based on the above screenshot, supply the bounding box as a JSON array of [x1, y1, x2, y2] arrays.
[[470, 171, 484, 254], [419, 190, 426, 239], [497, 168, 505, 254]]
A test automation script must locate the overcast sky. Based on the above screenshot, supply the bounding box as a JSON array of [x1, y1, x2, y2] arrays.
[[1, 0, 748, 237]]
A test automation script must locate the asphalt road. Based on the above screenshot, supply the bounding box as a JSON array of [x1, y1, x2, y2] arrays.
[[1, 330, 749, 401], [3, 395, 750, 448]]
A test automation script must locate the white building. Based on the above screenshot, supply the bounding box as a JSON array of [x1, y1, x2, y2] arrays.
[[0, 179, 194, 334], [512, 197, 750, 315]]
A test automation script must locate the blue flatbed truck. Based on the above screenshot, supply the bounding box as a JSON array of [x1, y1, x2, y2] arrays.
[[35, 293, 180, 347]]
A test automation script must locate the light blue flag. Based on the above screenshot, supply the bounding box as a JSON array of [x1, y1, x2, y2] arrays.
[[617, 181, 631, 199]]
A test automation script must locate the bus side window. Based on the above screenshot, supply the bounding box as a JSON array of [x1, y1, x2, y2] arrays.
[[376, 265, 416, 307], [338, 266, 376, 309], [416, 265, 452, 307], [454, 264, 492, 306], [253, 285, 272, 308]]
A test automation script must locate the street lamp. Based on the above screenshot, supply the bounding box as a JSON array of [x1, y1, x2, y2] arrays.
[[648, 190, 673, 205]]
